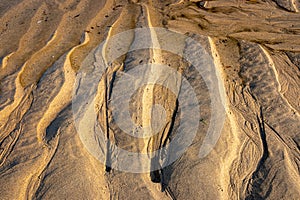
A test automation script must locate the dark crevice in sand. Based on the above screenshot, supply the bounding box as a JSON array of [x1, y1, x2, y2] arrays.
[[45, 104, 71, 143], [245, 107, 269, 199]]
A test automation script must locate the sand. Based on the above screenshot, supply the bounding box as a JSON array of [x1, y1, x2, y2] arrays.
[[0, 0, 299, 199]]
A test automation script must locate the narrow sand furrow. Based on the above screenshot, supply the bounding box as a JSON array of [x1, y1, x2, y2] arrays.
[[37, 33, 90, 143], [236, 41, 300, 198], [272, 53, 300, 98], [260, 45, 299, 117], [239, 42, 299, 142]]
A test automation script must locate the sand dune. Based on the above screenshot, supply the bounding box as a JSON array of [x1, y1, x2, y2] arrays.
[[0, 0, 299, 199]]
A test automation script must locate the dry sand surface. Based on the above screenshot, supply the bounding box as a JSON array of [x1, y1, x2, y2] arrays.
[[0, 0, 300, 199]]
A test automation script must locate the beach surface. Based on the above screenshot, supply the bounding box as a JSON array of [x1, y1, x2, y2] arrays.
[[0, 0, 299, 199]]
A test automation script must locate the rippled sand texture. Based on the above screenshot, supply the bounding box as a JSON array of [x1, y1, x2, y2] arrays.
[[0, 0, 300, 199]]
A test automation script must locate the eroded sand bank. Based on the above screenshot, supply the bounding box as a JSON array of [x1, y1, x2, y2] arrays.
[[0, 0, 299, 199]]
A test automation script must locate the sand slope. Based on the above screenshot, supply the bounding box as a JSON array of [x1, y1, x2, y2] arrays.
[[0, 0, 299, 199]]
